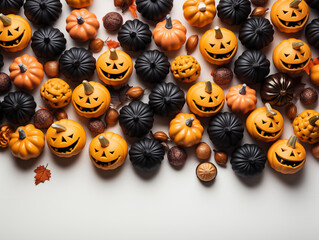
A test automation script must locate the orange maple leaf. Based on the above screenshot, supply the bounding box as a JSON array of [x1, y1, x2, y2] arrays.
[[304, 57, 319, 75], [34, 164, 51, 185], [129, 0, 138, 18], [106, 39, 120, 49]]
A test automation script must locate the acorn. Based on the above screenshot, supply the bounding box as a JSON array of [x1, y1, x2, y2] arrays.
[[153, 131, 169, 142], [44, 61, 59, 77], [214, 150, 228, 165], [196, 142, 212, 160], [105, 108, 119, 127], [186, 35, 198, 54], [89, 38, 104, 53], [55, 109, 68, 120], [312, 143, 319, 159], [285, 103, 297, 121], [126, 86, 144, 100]]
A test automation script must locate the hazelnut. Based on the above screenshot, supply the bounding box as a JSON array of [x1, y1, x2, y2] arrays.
[[250, 7, 269, 17], [153, 131, 169, 142], [55, 109, 68, 120], [300, 88, 318, 105], [212, 67, 233, 85], [312, 143, 319, 159], [89, 38, 104, 53], [251, 0, 269, 6], [88, 119, 105, 135], [285, 103, 297, 121], [167, 146, 187, 167], [44, 61, 59, 78], [102, 12, 123, 31], [214, 150, 228, 165], [0, 125, 14, 148], [33, 109, 54, 129], [0, 72, 11, 95], [186, 35, 198, 54], [196, 142, 212, 160], [126, 86, 144, 100], [105, 108, 119, 127], [196, 162, 217, 182]]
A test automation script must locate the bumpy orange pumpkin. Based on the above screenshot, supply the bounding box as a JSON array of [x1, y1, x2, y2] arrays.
[[9, 54, 44, 91], [246, 103, 284, 142], [169, 113, 204, 147], [66, 8, 99, 42], [226, 84, 257, 114], [66, 0, 93, 8], [0, 13, 32, 52], [89, 132, 128, 171], [183, 0, 216, 28], [293, 110, 319, 144], [171, 55, 201, 83], [268, 135, 306, 174], [153, 15, 187, 51], [310, 65, 319, 87], [186, 81, 224, 117], [9, 124, 45, 160]]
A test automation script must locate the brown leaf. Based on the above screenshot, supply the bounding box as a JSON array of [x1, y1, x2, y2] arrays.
[[34, 164, 51, 185]]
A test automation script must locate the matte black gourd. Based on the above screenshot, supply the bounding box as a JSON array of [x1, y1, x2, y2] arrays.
[[0, 0, 24, 14], [305, 19, 319, 50], [136, 0, 174, 21], [217, 0, 251, 25]]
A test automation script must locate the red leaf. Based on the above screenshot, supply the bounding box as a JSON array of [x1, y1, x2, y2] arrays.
[[129, 0, 138, 18], [34, 164, 51, 185], [106, 40, 120, 50]]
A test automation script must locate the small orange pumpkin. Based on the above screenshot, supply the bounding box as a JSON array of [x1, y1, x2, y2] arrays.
[[293, 110, 319, 144], [310, 65, 319, 87], [66, 0, 93, 8], [226, 84, 257, 114], [171, 55, 201, 83], [183, 0, 216, 28]]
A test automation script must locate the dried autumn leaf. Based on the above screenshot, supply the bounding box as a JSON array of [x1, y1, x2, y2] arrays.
[[34, 164, 51, 185], [129, 0, 138, 18], [304, 57, 319, 75], [106, 39, 120, 50]]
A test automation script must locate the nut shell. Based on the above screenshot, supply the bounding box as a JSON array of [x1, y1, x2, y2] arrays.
[[103, 12, 123, 31], [126, 87, 144, 100], [312, 143, 319, 159], [196, 142, 212, 160], [89, 38, 104, 53], [186, 35, 198, 54], [213, 67, 233, 85], [167, 146, 187, 167], [285, 103, 297, 121], [300, 88, 318, 105], [105, 108, 119, 127], [153, 131, 169, 142], [0, 125, 14, 148], [196, 162, 217, 182], [55, 109, 68, 120], [44, 61, 59, 78], [0, 72, 11, 95], [88, 119, 106, 135], [33, 109, 54, 129], [214, 150, 228, 165]]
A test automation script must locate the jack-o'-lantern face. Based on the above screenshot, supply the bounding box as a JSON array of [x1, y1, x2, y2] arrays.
[[187, 81, 225, 117], [72, 80, 110, 118], [0, 14, 32, 52], [96, 49, 133, 86], [199, 26, 238, 65], [46, 119, 86, 158], [89, 132, 128, 170], [268, 135, 306, 174], [171, 55, 201, 83]]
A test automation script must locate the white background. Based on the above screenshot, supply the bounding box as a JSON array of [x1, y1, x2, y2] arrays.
[[1, 0, 319, 239]]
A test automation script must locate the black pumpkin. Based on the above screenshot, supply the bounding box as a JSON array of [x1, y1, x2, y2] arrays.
[[234, 50, 270, 85], [207, 112, 244, 149], [136, 0, 173, 22], [261, 73, 294, 107], [306, 0, 319, 11], [0, 101, 3, 123], [306, 19, 319, 50], [59, 47, 96, 83], [31, 26, 66, 59], [230, 144, 266, 177], [0, 0, 24, 14], [217, 0, 251, 26], [239, 17, 274, 50], [119, 101, 154, 138], [0, 53, 3, 70], [118, 19, 152, 52], [149, 82, 185, 117], [2, 91, 36, 125], [135, 50, 170, 83], [129, 137, 165, 171], [24, 0, 62, 26]]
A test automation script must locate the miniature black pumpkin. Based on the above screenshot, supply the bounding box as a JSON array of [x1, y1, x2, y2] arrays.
[[119, 101, 154, 138], [234, 50, 270, 85], [129, 138, 165, 171], [2, 91, 36, 125], [261, 73, 294, 107], [207, 112, 244, 149], [230, 144, 266, 177], [31, 26, 66, 59], [0, 0, 24, 14], [24, 0, 62, 26], [136, 0, 174, 22], [239, 17, 274, 50], [135, 50, 170, 83], [0, 53, 3, 70], [118, 19, 152, 52], [59, 47, 96, 82], [217, 0, 251, 26], [0, 101, 3, 123], [149, 82, 185, 117], [305, 18, 319, 50], [306, 0, 319, 11]]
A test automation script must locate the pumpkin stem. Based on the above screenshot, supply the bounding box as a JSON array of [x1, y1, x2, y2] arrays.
[[0, 13, 12, 26], [76, 15, 85, 24], [290, 0, 301, 8], [185, 117, 195, 127], [82, 80, 94, 95], [287, 135, 297, 148], [205, 81, 212, 94], [165, 15, 173, 29], [214, 26, 223, 39], [51, 123, 66, 133], [309, 115, 319, 126], [18, 128, 26, 140], [18, 63, 27, 73], [265, 103, 277, 118], [198, 2, 207, 12], [292, 42, 304, 50], [239, 84, 247, 95], [109, 48, 118, 60], [99, 135, 109, 148]]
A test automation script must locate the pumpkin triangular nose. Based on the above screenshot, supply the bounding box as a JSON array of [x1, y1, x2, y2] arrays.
[[209, 97, 213, 103], [62, 136, 67, 142], [294, 54, 299, 60], [86, 98, 91, 104], [291, 11, 297, 17], [7, 30, 12, 36], [220, 43, 225, 49], [113, 64, 118, 70]]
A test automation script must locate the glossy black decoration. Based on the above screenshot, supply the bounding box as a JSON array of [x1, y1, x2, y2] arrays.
[[136, 0, 173, 22], [119, 101, 154, 138], [234, 50, 270, 85], [207, 112, 244, 149], [149, 82, 185, 117], [31, 26, 66, 59], [59, 47, 96, 82], [0, 53, 3, 70], [217, 0, 251, 26], [118, 19, 152, 52], [129, 138, 165, 171], [230, 144, 266, 177], [306, 0, 319, 11], [135, 50, 170, 83], [0, 0, 24, 14], [306, 19, 319, 50], [24, 0, 62, 26], [239, 17, 274, 50], [0, 101, 3, 123], [2, 91, 36, 125]]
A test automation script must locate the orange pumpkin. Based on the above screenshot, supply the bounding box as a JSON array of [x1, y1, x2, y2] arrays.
[[183, 0, 216, 28], [310, 65, 319, 87], [226, 84, 257, 114], [66, 8, 100, 42], [66, 0, 93, 8], [293, 110, 319, 144], [9, 54, 44, 90]]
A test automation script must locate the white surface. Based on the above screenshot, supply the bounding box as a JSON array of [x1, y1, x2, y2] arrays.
[[1, 1, 319, 239]]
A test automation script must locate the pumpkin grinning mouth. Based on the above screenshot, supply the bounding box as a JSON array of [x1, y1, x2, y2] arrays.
[[193, 100, 223, 112], [100, 67, 129, 80], [74, 101, 103, 112], [50, 137, 80, 153], [91, 156, 119, 167], [205, 48, 235, 60], [255, 123, 281, 137], [280, 59, 309, 69], [0, 30, 25, 47], [275, 153, 303, 167], [277, 15, 307, 27]]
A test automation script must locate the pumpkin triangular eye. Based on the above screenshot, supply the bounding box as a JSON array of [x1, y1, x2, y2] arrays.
[[269, 122, 273, 128], [275, 121, 280, 126], [68, 134, 73, 138], [119, 63, 124, 66], [298, 9, 302, 13], [284, 54, 290, 57], [294, 54, 299, 60], [0, 31, 2, 35], [226, 41, 231, 45], [210, 44, 215, 48], [110, 151, 114, 154], [220, 43, 225, 49], [283, 10, 288, 14], [102, 151, 106, 157], [79, 96, 83, 99], [51, 137, 56, 142], [14, 27, 19, 31], [281, 148, 286, 152], [200, 96, 205, 100], [301, 52, 305, 56], [93, 97, 99, 101], [94, 149, 99, 153], [215, 96, 218, 99], [62, 136, 67, 142], [86, 98, 91, 104], [106, 63, 111, 66], [209, 97, 213, 103], [297, 152, 302, 156], [262, 120, 267, 124], [290, 152, 295, 157]]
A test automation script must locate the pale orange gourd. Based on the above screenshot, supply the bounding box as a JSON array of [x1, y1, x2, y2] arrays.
[[183, 0, 216, 28], [226, 84, 257, 114], [310, 65, 319, 87]]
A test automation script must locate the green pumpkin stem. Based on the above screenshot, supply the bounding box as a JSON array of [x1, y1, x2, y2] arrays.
[[292, 42, 304, 50], [76, 15, 85, 24], [309, 115, 319, 126], [99, 135, 109, 148], [198, 2, 207, 12], [18, 128, 26, 140], [51, 123, 66, 133], [109, 48, 118, 60], [185, 117, 195, 127], [287, 135, 297, 149], [214, 26, 223, 39], [205, 81, 212, 94], [265, 103, 277, 118], [0, 13, 12, 26], [239, 84, 247, 95], [290, 0, 301, 8], [165, 15, 173, 29], [82, 80, 94, 95], [18, 63, 27, 73]]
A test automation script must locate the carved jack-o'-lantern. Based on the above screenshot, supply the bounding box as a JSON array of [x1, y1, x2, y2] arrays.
[[96, 48, 133, 86], [268, 135, 306, 174], [46, 119, 86, 158], [273, 38, 311, 74], [293, 110, 319, 144], [199, 26, 238, 65], [72, 80, 110, 118], [187, 81, 224, 117], [89, 132, 128, 171], [171, 55, 201, 83], [246, 103, 284, 142]]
